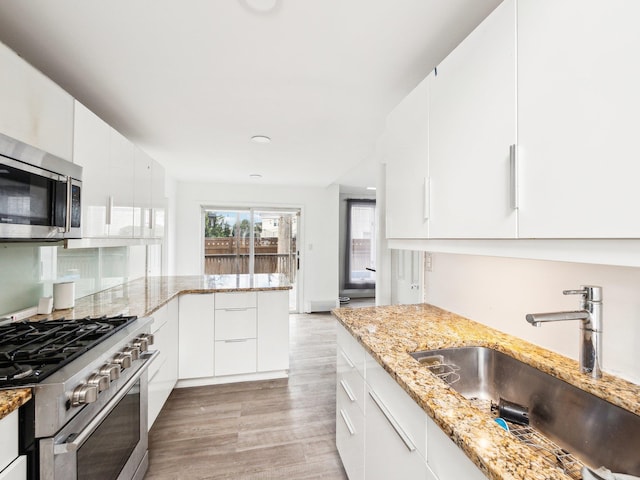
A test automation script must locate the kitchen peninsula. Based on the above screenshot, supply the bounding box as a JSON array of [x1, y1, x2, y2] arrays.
[[333, 304, 640, 480]]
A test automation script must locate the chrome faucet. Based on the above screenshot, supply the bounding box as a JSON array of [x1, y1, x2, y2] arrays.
[[525, 286, 602, 379]]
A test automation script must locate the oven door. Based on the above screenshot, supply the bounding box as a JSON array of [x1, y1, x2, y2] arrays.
[[40, 351, 158, 480]]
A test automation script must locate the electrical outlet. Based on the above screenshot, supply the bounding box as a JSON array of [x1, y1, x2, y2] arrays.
[[425, 252, 433, 272]]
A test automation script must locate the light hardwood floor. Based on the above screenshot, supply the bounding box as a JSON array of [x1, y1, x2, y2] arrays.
[[145, 312, 348, 480]]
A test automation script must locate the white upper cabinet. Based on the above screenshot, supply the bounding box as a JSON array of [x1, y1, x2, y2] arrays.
[[385, 75, 430, 239], [517, 0, 640, 238], [74, 101, 166, 240], [0, 41, 73, 160], [428, 0, 517, 239], [73, 102, 111, 237]]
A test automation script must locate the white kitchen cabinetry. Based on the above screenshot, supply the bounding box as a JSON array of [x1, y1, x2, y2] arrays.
[[257, 290, 289, 372], [148, 298, 179, 429], [336, 323, 366, 480], [214, 292, 257, 376], [336, 321, 485, 480], [178, 290, 289, 387], [428, 0, 517, 239], [384, 75, 430, 239], [0, 410, 26, 480], [0, 41, 73, 161], [72, 102, 110, 237], [365, 350, 429, 480], [516, 0, 640, 238], [426, 417, 486, 480], [178, 294, 215, 379], [73, 100, 166, 240]]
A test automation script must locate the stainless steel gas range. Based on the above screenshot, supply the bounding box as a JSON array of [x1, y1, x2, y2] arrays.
[[0, 315, 157, 480]]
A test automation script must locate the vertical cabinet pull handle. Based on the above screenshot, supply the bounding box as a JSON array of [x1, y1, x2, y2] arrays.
[[106, 196, 114, 225], [340, 350, 355, 369], [340, 379, 356, 402], [510, 144, 519, 210], [369, 390, 416, 452], [424, 177, 431, 220], [339, 409, 356, 436]]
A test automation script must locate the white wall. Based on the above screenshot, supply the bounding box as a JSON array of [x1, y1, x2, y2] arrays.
[[424, 253, 640, 384], [174, 181, 339, 312]]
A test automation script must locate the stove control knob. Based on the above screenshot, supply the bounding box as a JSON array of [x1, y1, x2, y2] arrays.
[[113, 352, 132, 369], [139, 333, 155, 346], [122, 346, 140, 361], [99, 363, 121, 381], [87, 373, 110, 392], [71, 384, 98, 407], [131, 337, 148, 352]]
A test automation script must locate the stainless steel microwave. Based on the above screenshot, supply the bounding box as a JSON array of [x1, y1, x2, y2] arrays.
[[0, 133, 82, 240]]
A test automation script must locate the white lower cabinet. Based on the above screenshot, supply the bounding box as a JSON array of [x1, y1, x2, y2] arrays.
[[336, 321, 486, 480], [178, 294, 215, 379], [178, 290, 289, 386], [148, 298, 179, 429], [0, 410, 25, 480], [426, 417, 486, 480], [214, 339, 257, 376]]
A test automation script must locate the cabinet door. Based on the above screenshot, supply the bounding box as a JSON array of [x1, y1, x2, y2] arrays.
[[178, 294, 215, 379], [107, 129, 135, 238], [365, 384, 428, 480], [133, 147, 153, 238], [0, 410, 18, 472], [214, 339, 257, 376], [336, 381, 365, 480], [0, 42, 73, 160], [385, 76, 430, 239], [428, 0, 517, 238], [257, 291, 289, 372], [73, 101, 110, 237], [151, 160, 166, 238], [0, 456, 26, 480], [518, 0, 640, 238], [426, 416, 486, 480]]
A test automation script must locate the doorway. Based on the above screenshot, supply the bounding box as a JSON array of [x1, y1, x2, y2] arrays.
[[203, 208, 300, 312]]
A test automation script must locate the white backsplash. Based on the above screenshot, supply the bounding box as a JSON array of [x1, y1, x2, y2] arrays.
[[0, 243, 149, 316], [424, 252, 640, 384]]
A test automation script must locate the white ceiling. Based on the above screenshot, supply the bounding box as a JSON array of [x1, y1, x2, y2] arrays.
[[0, 0, 501, 189]]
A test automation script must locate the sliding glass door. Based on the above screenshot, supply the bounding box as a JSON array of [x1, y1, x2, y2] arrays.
[[203, 208, 299, 311]]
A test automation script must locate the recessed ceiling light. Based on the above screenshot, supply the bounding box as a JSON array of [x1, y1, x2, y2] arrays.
[[366, 186, 377, 191], [249, 173, 263, 179], [251, 135, 271, 144]]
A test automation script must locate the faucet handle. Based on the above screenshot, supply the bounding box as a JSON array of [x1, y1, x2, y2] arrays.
[[563, 286, 602, 302]]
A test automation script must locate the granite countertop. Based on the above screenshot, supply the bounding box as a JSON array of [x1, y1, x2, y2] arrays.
[[0, 274, 291, 418], [332, 303, 640, 480], [0, 389, 32, 421], [30, 273, 291, 321]]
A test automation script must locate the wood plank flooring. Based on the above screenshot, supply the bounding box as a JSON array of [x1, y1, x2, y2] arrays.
[[145, 312, 348, 480]]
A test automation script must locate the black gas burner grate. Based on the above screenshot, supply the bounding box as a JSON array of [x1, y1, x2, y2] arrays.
[[0, 314, 137, 386]]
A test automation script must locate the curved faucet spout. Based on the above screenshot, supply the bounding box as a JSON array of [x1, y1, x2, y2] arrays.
[[525, 285, 602, 379], [525, 310, 590, 328]]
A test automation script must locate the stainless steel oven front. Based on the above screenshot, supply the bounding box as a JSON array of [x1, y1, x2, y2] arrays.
[[38, 350, 158, 480]]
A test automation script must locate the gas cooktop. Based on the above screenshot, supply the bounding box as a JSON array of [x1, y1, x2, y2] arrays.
[[0, 315, 138, 386]]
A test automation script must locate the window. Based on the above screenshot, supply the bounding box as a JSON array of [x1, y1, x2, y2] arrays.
[[345, 199, 376, 289]]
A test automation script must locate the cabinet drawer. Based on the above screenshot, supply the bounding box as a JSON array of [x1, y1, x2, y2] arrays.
[[0, 455, 26, 480], [215, 309, 257, 340], [336, 386, 365, 480], [366, 351, 427, 458], [214, 339, 257, 376], [0, 410, 18, 472], [337, 346, 365, 414], [216, 292, 257, 309], [336, 322, 365, 377]]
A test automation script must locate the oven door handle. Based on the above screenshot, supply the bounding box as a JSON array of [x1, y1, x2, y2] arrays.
[[54, 350, 159, 455]]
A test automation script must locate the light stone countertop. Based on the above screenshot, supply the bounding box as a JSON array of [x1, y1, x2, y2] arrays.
[[332, 303, 640, 480], [0, 274, 291, 417]]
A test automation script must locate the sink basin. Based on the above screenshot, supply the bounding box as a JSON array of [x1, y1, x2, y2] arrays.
[[410, 346, 640, 476]]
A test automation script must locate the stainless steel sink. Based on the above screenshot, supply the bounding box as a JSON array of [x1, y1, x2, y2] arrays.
[[410, 346, 640, 477]]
